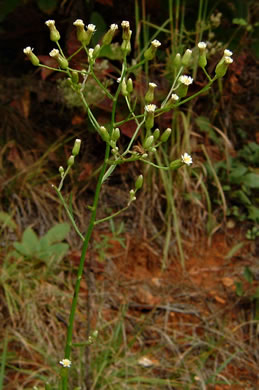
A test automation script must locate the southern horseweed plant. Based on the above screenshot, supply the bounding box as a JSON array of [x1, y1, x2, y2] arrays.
[[24, 19, 233, 389]]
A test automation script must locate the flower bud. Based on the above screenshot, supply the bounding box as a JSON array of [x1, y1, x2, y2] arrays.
[[144, 39, 161, 61], [143, 135, 154, 149], [72, 139, 81, 156], [73, 19, 88, 45], [215, 55, 233, 78], [23, 46, 40, 66], [144, 40, 161, 61], [135, 174, 143, 190], [49, 49, 69, 69], [102, 23, 118, 45], [165, 93, 180, 108], [145, 104, 156, 132], [121, 21, 131, 41], [67, 155, 75, 167], [198, 42, 207, 68], [169, 159, 182, 170], [145, 82, 157, 103], [121, 78, 128, 96], [70, 70, 79, 84], [99, 126, 110, 142], [182, 49, 192, 67], [127, 78, 133, 94], [45, 20, 60, 42], [93, 44, 101, 58], [111, 128, 120, 141], [160, 128, 172, 142], [174, 53, 181, 68], [129, 189, 136, 202], [153, 128, 160, 140], [121, 31, 132, 55], [59, 166, 64, 177], [176, 75, 193, 97]]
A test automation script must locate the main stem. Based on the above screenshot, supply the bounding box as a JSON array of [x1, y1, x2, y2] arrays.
[[62, 146, 109, 389]]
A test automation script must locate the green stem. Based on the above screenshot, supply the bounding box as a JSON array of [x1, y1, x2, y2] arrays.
[[95, 205, 129, 225], [90, 66, 114, 100], [53, 186, 84, 241], [63, 145, 110, 358]]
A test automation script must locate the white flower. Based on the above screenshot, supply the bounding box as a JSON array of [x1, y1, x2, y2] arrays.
[[181, 153, 192, 165], [87, 24, 96, 32], [73, 19, 84, 27], [198, 42, 207, 49], [224, 49, 233, 57], [88, 48, 94, 59], [45, 20, 55, 27], [121, 21, 130, 28], [49, 48, 59, 57], [59, 359, 71, 368], [145, 104, 156, 112], [23, 46, 33, 54], [151, 39, 161, 48], [149, 82, 157, 88], [179, 75, 193, 86], [110, 23, 118, 31], [224, 56, 233, 64], [117, 77, 121, 83], [171, 94, 179, 101]]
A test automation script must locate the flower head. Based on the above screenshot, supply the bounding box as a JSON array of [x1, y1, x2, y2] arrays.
[[73, 19, 85, 27], [110, 23, 118, 31], [181, 152, 192, 166], [170, 94, 179, 102], [179, 75, 193, 86], [121, 20, 130, 28], [45, 20, 55, 27], [49, 48, 59, 57], [87, 24, 96, 32], [59, 359, 71, 368], [224, 56, 233, 64], [198, 42, 207, 50], [151, 39, 161, 48], [145, 104, 156, 113], [224, 49, 233, 57], [23, 46, 33, 54]]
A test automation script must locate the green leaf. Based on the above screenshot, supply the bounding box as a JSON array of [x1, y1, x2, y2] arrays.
[[14, 227, 39, 256], [0, 211, 17, 231], [231, 190, 251, 205], [242, 173, 259, 188], [43, 223, 70, 245], [224, 242, 244, 260], [229, 165, 248, 183], [243, 266, 253, 283]]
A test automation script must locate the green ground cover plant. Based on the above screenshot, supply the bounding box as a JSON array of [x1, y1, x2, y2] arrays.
[[21, 6, 235, 388]]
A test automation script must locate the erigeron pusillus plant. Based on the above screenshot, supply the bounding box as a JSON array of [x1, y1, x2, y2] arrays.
[[23, 19, 233, 389]]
